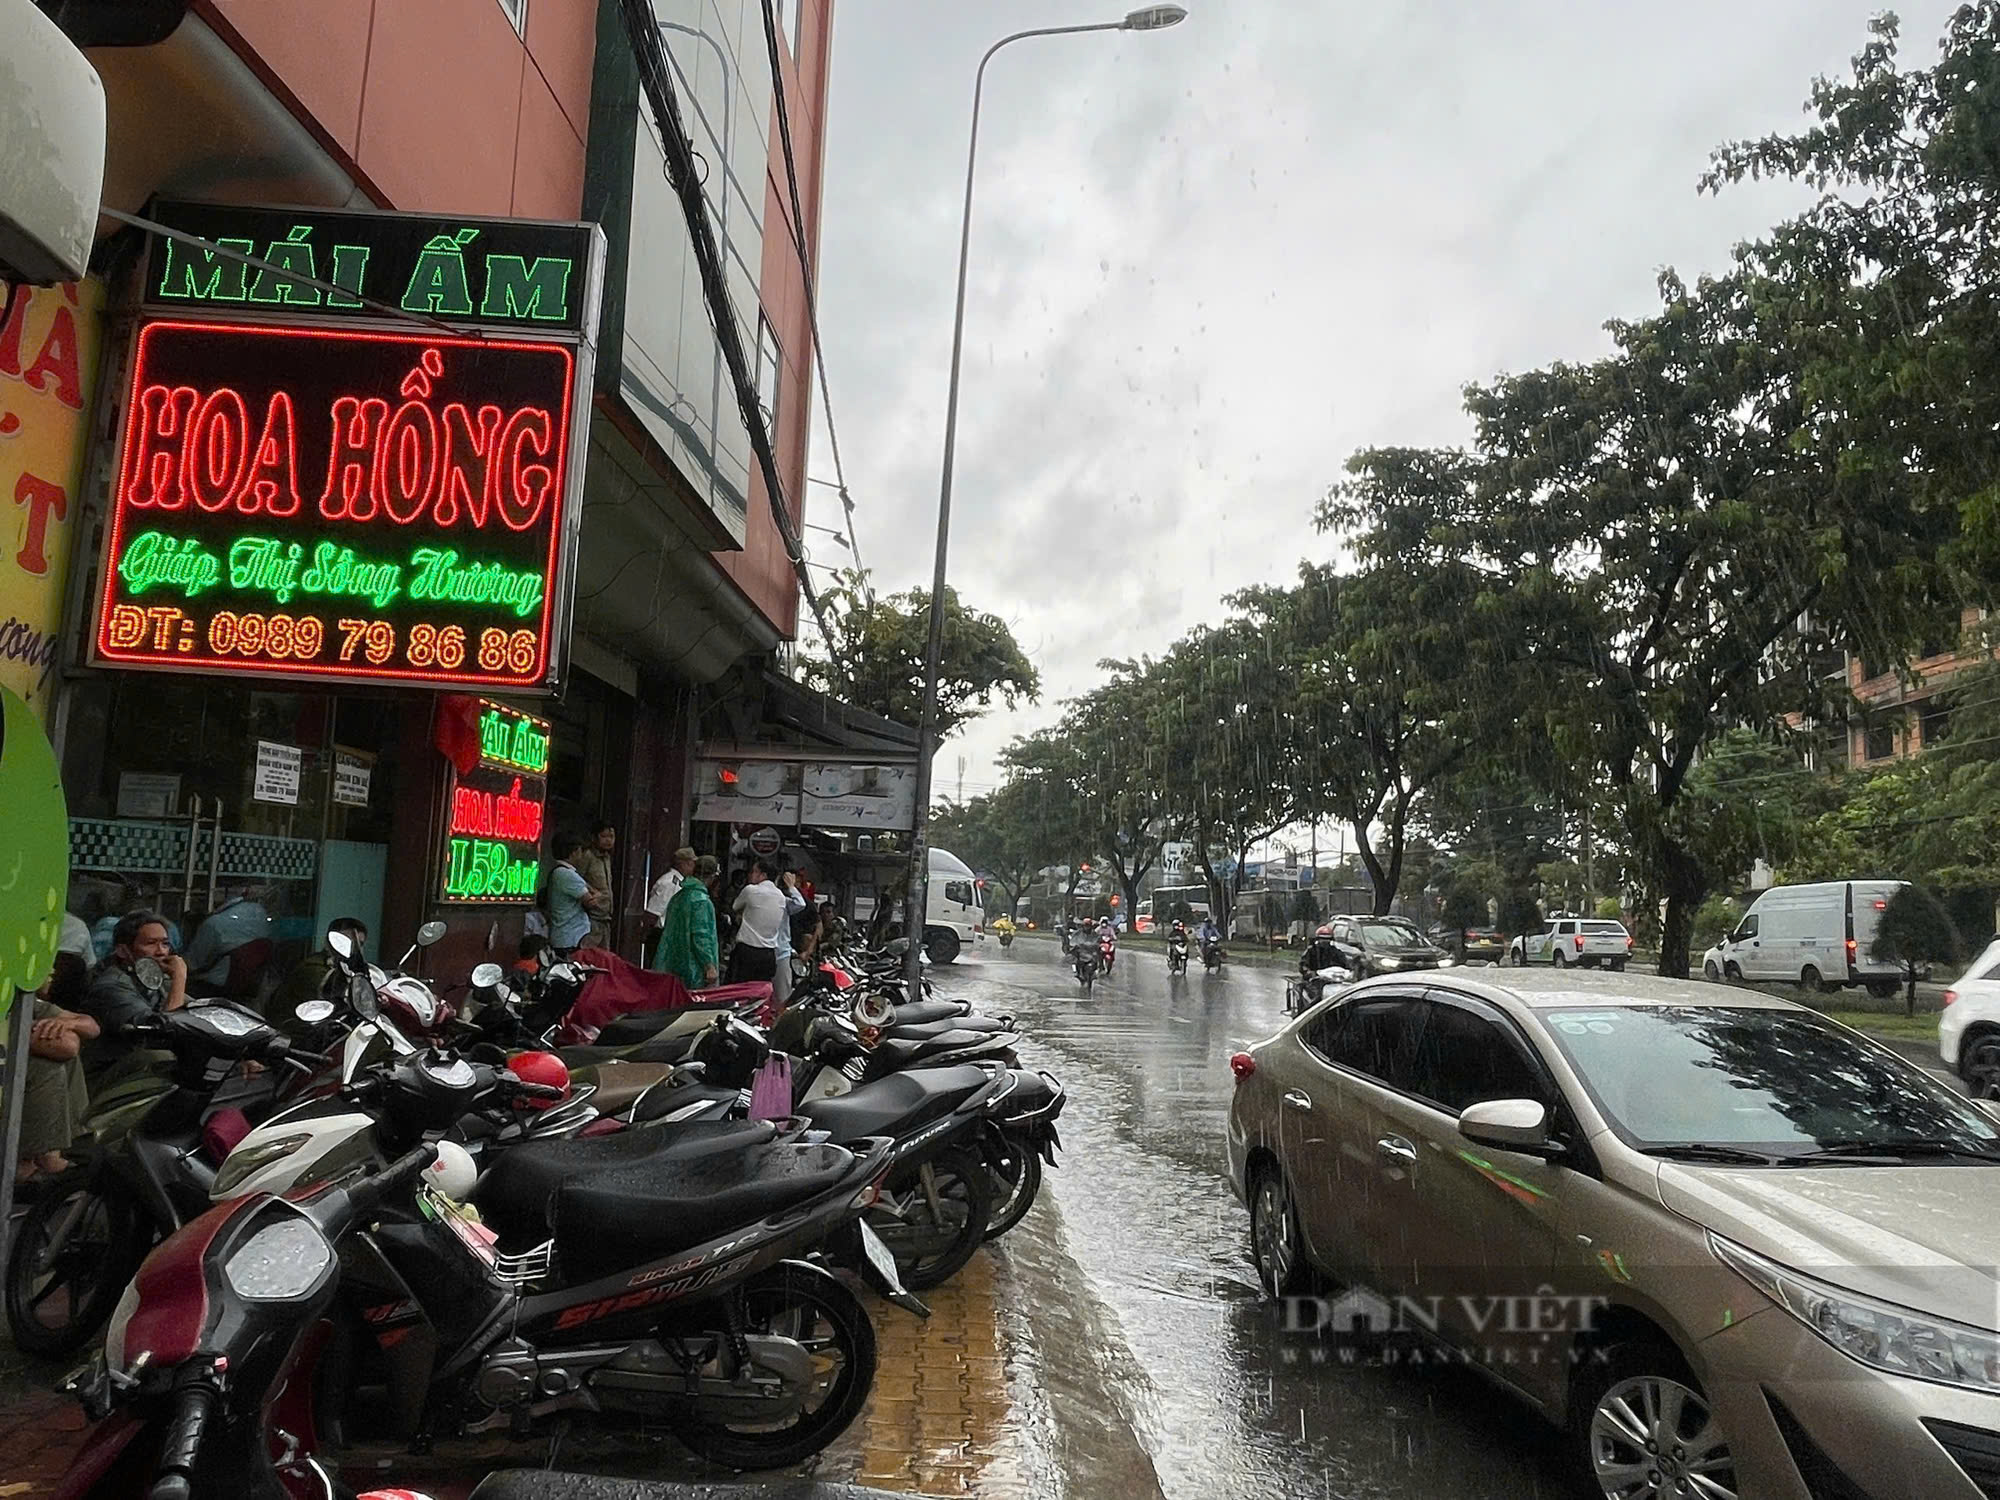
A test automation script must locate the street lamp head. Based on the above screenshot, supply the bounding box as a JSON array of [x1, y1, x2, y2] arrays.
[[1123, 5, 1188, 30]]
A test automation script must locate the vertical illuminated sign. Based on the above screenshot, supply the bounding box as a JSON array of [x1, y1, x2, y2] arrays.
[[440, 700, 550, 904]]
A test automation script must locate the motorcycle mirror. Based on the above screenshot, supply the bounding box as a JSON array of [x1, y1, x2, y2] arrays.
[[132, 954, 167, 992], [294, 998, 337, 1025], [885, 937, 909, 956], [470, 962, 504, 989], [416, 920, 447, 947], [326, 928, 356, 963]]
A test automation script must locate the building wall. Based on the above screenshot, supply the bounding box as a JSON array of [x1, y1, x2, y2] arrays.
[[197, 0, 594, 219], [711, 0, 832, 638], [1846, 606, 1993, 767]]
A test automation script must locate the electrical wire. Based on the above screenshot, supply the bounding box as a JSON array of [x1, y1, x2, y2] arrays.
[[615, 0, 845, 675], [757, 0, 871, 610]]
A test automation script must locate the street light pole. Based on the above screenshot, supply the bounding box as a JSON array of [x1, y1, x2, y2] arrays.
[[900, 6, 1187, 992]]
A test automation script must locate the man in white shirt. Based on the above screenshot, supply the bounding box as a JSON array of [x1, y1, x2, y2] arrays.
[[643, 846, 696, 965], [728, 858, 788, 984]]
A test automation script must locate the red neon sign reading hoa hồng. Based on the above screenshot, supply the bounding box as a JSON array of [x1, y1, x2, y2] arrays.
[[450, 777, 545, 842], [94, 319, 576, 691]]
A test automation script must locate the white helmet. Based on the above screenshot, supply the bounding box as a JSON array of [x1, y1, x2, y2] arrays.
[[421, 1140, 478, 1202]]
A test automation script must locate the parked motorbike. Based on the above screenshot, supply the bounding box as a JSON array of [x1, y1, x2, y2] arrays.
[[6, 1003, 326, 1356], [215, 932, 915, 1470], [53, 1145, 440, 1500]]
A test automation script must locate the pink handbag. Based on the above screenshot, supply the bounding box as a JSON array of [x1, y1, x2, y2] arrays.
[[748, 1054, 794, 1120]]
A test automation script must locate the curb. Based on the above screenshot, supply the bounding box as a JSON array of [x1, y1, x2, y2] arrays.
[[470, 1479, 950, 1500]]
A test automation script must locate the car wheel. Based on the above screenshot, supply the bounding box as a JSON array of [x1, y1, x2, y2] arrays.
[[1574, 1343, 1735, 1500], [1608, 960, 1626, 972], [1866, 980, 1900, 1000], [1801, 963, 1839, 994], [1248, 1163, 1313, 1299], [1512, 946, 1527, 967], [925, 930, 962, 965], [1702, 960, 1720, 983], [1960, 1032, 2000, 1089], [1552, 950, 1568, 969], [1724, 962, 1742, 983]]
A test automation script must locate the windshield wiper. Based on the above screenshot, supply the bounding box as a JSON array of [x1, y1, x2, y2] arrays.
[[1785, 1137, 2000, 1165], [1639, 1143, 1781, 1166]]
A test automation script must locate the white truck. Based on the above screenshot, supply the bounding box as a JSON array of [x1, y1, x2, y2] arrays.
[[922, 847, 985, 965], [1509, 915, 1633, 970], [1703, 880, 1906, 995]]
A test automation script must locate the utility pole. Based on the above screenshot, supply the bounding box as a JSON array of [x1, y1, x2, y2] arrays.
[[956, 755, 965, 805]]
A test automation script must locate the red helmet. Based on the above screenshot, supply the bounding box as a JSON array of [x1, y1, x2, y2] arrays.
[[506, 1050, 571, 1110]]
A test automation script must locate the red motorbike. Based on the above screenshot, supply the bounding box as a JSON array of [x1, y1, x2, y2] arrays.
[[54, 1146, 438, 1499], [1098, 932, 1117, 975]]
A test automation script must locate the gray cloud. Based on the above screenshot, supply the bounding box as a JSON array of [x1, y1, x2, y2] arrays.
[[807, 0, 1959, 797]]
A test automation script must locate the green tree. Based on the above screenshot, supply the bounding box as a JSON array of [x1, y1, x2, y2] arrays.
[[1704, 8, 2000, 586], [802, 569, 1039, 740], [1056, 661, 1177, 930], [1325, 257, 1945, 976], [1146, 621, 1296, 925], [1872, 883, 1962, 1015], [1236, 563, 1500, 916], [926, 777, 1061, 920]]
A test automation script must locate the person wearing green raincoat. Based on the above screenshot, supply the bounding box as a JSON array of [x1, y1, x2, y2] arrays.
[[653, 854, 721, 988]]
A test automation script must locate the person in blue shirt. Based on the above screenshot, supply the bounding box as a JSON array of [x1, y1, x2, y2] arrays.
[[184, 885, 274, 993], [546, 832, 608, 953]]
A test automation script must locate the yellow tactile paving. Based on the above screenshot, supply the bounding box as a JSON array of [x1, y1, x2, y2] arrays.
[[849, 1253, 1031, 1497]]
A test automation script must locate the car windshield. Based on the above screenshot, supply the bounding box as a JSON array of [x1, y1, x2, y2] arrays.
[[1543, 1005, 2000, 1159], [1580, 921, 1625, 934], [1359, 922, 1425, 947]]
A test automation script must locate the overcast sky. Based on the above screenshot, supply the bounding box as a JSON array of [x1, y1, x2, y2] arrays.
[[806, 1, 1956, 800]]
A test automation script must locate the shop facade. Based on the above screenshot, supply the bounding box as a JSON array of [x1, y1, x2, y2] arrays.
[[24, 0, 842, 990]]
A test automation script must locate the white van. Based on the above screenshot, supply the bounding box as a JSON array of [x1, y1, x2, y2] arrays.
[[1707, 880, 1906, 995], [923, 847, 985, 964]]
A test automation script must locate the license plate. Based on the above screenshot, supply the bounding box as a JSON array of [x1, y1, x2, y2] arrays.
[[857, 1219, 903, 1290]]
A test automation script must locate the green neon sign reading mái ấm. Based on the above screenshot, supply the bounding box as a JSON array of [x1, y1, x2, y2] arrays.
[[480, 708, 550, 773], [115, 530, 546, 618]]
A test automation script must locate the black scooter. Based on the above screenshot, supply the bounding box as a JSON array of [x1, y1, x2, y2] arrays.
[[1071, 943, 1100, 994], [1166, 931, 1190, 975], [5, 1004, 325, 1356]]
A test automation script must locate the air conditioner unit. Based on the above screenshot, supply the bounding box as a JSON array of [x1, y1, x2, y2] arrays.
[[0, 0, 107, 285]]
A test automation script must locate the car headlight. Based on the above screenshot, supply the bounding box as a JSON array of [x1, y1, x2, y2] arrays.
[[1437, 955, 1458, 967], [1376, 956, 1402, 970], [212, 1133, 313, 1196], [1711, 1233, 2000, 1394]]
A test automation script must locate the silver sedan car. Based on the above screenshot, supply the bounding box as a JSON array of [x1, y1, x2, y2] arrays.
[[1227, 968, 2000, 1500]]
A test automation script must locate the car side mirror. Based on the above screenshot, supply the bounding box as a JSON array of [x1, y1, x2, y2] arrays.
[[1458, 1098, 1561, 1157]]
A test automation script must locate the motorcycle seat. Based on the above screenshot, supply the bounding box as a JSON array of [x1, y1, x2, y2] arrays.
[[550, 1133, 855, 1283], [473, 1120, 774, 1238], [880, 1015, 1007, 1042], [564, 1062, 679, 1115], [885, 999, 968, 1027], [797, 1063, 992, 1143], [556, 1033, 696, 1069], [874, 1031, 1010, 1068]]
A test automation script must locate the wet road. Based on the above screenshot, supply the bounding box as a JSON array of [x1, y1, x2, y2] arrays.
[[937, 939, 1582, 1500]]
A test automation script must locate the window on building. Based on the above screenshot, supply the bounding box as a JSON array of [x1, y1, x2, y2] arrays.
[[1920, 697, 1954, 749], [1864, 721, 1898, 761], [756, 316, 782, 434], [496, 0, 528, 35]]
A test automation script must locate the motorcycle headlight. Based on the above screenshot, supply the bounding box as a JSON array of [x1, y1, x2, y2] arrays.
[[212, 1132, 313, 1197], [224, 1209, 334, 1301], [1711, 1234, 2000, 1394]]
